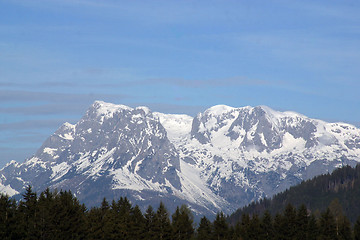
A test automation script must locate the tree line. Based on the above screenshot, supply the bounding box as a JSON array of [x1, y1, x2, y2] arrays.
[[229, 164, 360, 225], [1, 186, 360, 240]]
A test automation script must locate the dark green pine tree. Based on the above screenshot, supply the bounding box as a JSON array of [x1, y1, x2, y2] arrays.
[[306, 214, 318, 240], [197, 216, 212, 240], [117, 197, 133, 239], [329, 198, 345, 237], [248, 214, 262, 240], [52, 190, 87, 240], [354, 215, 360, 240], [237, 213, 251, 240], [153, 202, 172, 240], [328, 198, 352, 240], [87, 207, 104, 239], [295, 204, 309, 240], [273, 213, 284, 240], [144, 205, 157, 240], [128, 205, 146, 240], [282, 203, 297, 239], [319, 208, 337, 240], [337, 215, 352, 240], [87, 198, 110, 240], [103, 197, 133, 239], [102, 199, 119, 238], [37, 188, 57, 240], [171, 205, 194, 240], [233, 221, 241, 240], [260, 210, 274, 240], [0, 194, 17, 240], [172, 206, 182, 238], [18, 185, 39, 240], [227, 225, 235, 240], [213, 212, 228, 240], [99, 197, 110, 239]]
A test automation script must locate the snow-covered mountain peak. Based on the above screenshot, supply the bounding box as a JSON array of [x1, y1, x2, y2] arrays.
[[204, 104, 237, 116], [90, 100, 133, 119], [257, 105, 300, 117], [135, 106, 151, 115], [1, 101, 360, 219], [4, 160, 19, 168], [153, 112, 193, 144]]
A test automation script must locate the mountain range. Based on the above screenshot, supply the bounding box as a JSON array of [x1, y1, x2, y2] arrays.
[[1, 101, 360, 218]]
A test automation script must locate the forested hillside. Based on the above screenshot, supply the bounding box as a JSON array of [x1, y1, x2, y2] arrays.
[[229, 164, 360, 225], [1, 184, 360, 239], [0, 186, 208, 240]]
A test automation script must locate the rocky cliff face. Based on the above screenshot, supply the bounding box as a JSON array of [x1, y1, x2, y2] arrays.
[[1, 101, 360, 217], [177, 105, 360, 209]]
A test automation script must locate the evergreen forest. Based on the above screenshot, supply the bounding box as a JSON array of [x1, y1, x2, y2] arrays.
[[1, 184, 360, 239], [229, 164, 360, 225]]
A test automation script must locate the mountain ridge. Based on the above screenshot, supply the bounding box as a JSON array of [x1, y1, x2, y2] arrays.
[[1, 101, 360, 218]]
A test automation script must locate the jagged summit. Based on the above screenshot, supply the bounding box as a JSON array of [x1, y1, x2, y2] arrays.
[[92, 100, 133, 112], [1, 101, 360, 218], [204, 104, 237, 116], [91, 101, 151, 114]]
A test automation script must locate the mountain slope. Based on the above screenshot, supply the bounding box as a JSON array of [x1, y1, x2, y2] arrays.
[[161, 104, 360, 209], [0, 101, 228, 216], [1, 101, 360, 217], [228, 164, 360, 224]]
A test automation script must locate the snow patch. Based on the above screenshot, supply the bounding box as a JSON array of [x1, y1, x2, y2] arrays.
[[2, 160, 19, 169], [92, 101, 133, 118], [61, 133, 74, 140], [43, 147, 57, 156], [205, 105, 235, 116], [154, 112, 193, 144], [0, 184, 19, 196], [51, 162, 71, 181], [111, 167, 162, 192], [136, 106, 151, 115]]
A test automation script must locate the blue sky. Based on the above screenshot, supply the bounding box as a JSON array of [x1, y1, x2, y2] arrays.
[[1, 0, 360, 167]]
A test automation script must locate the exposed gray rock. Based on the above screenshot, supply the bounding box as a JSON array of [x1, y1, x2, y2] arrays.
[[1, 101, 360, 220]]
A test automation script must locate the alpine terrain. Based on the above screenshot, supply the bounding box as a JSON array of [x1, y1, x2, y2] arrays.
[[1, 101, 360, 217]]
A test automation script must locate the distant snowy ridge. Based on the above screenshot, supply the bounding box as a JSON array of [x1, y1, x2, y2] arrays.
[[1, 101, 360, 218]]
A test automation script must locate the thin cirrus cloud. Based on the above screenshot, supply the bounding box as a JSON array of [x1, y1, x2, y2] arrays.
[[1, 0, 359, 167], [1, 75, 279, 94], [17, 0, 246, 25], [288, 0, 360, 21], [0, 103, 91, 116], [0, 89, 130, 103], [0, 119, 69, 132], [143, 77, 277, 88]]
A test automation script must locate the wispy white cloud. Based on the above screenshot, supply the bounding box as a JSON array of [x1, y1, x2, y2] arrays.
[[0, 103, 88, 116], [144, 76, 278, 88], [1, 0, 360, 167], [286, 0, 360, 21], [0, 90, 129, 103], [9, 0, 247, 25], [0, 119, 68, 131]]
